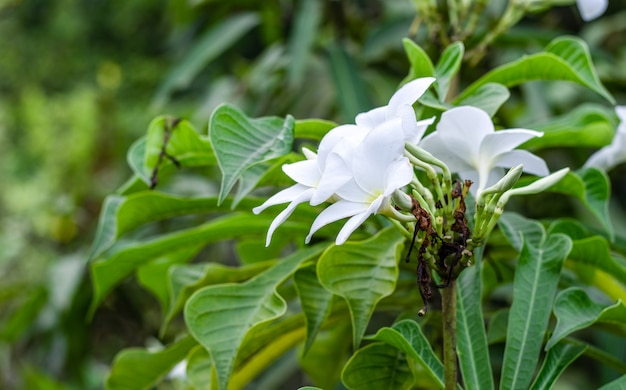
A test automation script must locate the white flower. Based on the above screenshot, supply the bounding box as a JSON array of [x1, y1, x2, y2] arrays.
[[356, 77, 436, 143], [254, 78, 436, 246], [420, 106, 548, 196], [305, 122, 413, 245], [584, 106, 626, 171], [576, 0, 608, 21]]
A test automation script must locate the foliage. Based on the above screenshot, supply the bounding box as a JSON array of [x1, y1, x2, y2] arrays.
[[2, 0, 626, 389]]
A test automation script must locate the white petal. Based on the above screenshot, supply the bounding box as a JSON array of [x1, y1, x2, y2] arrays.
[[318, 124, 368, 169], [419, 132, 474, 173], [436, 106, 494, 162], [264, 188, 315, 246], [335, 178, 370, 203], [282, 159, 320, 187], [493, 150, 549, 177], [252, 184, 311, 214], [383, 158, 413, 196], [616, 106, 626, 125], [479, 129, 543, 165], [352, 121, 405, 193], [577, 0, 608, 21], [305, 200, 368, 243], [301, 147, 317, 160], [411, 116, 436, 144], [387, 77, 436, 117], [335, 197, 384, 244], [584, 132, 626, 170], [310, 152, 353, 205], [355, 106, 388, 129], [396, 104, 419, 142]]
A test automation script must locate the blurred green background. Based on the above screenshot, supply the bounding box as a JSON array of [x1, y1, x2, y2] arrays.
[[0, 0, 625, 388]]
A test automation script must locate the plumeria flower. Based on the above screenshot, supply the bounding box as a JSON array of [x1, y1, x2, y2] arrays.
[[419, 106, 549, 197], [356, 77, 436, 143], [576, 0, 608, 21], [584, 106, 626, 171], [305, 121, 413, 245]]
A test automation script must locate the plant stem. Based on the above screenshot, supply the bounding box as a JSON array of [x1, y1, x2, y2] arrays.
[[441, 280, 458, 390]]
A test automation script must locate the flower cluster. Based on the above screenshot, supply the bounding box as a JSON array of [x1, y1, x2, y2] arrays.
[[254, 77, 567, 248]]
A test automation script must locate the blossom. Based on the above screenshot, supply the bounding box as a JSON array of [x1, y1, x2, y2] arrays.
[[356, 77, 436, 143], [305, 122, 413, 245], [576, 0, 608, 21], [584, 106, 626, 171], [254, 77, 436, 246], [419, 106, 548, 196]]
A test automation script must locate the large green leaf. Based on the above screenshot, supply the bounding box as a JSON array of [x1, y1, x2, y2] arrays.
[[458, 36, 614, 103], [164, 261, 274, 328], [88, 193, 268, 261], [184, 244, 326, 390], [368, 320, 445, 388], [434, 41, 464, 101], [341, 342, 414, 390], [401, 38, 435, 85], [152, 13, 259, 109], [529, 340, 587, 390], [497, 212, 545, 252], [209, 104, 294, 205], [136, 245, 204, 311], [317, 227, 404, 347], [599, 374, 626, 390], [523, 104, 615, 150], [294, 118, 336, 141], [89, 213, 309, 315], [144, 117, 216, 186], [294, 265, 333, 353], [106, 336, 197, 390], [499, 233, 572, 390], [453, 83, 510, 117], [541, 169, 613, 239], [456, 248, 494, 390], [546, 288, 626, 349]]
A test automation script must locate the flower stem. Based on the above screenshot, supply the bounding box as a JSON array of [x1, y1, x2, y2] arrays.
[[441, 280, 458, 390]]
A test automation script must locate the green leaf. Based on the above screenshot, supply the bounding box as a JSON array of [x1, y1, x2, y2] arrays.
[[152, 13, 259, 109], [458, 36, 614, 104], [185, 244, 326, 390], [89, 214, 309, 316], [401, 38, 435, 85], [106, 336, 197, 390], [287, 0, 322, 87], [327, 43, 372, 122], [186, 346, 215, 389], [434, 41, 464, 101], [546, 288, 626, 349], [456, 249, 494, 390], [529, 340, 587, 390], [136, 245, 204, 311], [89, 193, 268, 260], [144, 117, 216, 186], [294, 118, 336, 141], [317, 227, 403, 347], [542, 169, 613, 239], [125, 138, 151, 185], [209, 104, 294, 205], [500, 233, 572, 390], [452, 83, 510, 117], [497, 212, 545, 252], [294, 265, 333, 353], [341, 342, 414, 390], [567, 236, 626, 289], [487, 309, 510, 345], [165, 261, 274, 328], [368, 320, 445, 388], [580, 168, 613, 240], [523, 103, 615, 151]]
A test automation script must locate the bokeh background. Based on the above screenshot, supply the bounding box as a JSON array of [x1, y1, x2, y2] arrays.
[[1, 0, 625, 388]]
